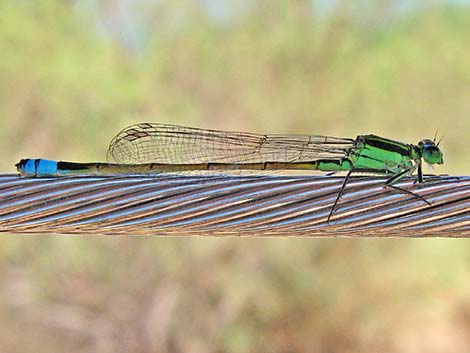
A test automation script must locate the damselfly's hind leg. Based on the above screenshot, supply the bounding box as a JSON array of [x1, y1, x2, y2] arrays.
[[327, 170, 353, 224]]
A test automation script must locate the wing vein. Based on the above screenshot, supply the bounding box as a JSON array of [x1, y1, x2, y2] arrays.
[[107, 123, 355, 165]]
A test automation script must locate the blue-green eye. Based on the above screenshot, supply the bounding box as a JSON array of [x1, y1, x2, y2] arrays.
[[422, 145, 443, 165]]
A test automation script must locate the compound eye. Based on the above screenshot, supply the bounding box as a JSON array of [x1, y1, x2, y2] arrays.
[[422, 146, 443, 165], [418, 139, 434, 147]]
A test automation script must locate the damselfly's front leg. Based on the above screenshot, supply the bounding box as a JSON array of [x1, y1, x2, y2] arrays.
[[417, 160, 423, 183]]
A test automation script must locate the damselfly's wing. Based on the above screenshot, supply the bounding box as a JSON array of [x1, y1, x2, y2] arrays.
[[107, 123, 354, 165]]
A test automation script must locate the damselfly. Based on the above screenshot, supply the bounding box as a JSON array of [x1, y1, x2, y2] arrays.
[[16, 123, 444, 222]]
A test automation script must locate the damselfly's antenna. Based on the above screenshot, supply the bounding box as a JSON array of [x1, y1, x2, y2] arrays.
[[433, 129, 439, 143]]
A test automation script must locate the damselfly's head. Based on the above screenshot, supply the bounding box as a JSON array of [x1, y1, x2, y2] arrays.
[[418, 139, 443, 165]]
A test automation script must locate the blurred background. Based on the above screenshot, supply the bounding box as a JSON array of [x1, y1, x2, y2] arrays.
[[0, 0, 469, 352]]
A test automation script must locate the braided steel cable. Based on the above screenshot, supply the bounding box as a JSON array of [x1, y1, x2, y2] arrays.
[[0, 174, 468, 237]]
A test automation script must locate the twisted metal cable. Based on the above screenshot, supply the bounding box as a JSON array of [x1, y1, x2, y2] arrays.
[[0, 174, 468, 237]]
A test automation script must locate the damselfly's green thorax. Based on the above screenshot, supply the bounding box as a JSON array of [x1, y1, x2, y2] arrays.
[[310, 134, 444, 181], [357, 134, 444, 171]]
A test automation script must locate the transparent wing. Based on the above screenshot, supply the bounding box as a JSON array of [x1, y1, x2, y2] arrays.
[[107, 123, 355, 164]]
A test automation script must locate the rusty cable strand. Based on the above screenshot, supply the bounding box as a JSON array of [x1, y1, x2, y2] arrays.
[[0, 174, 468, 237]]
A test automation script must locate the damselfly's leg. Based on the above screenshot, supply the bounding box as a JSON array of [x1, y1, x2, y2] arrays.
[[327, 169, 353, 224], [385, 167, 431, 205], [414, 160, 459, 184], [417, 162, 423, 183]]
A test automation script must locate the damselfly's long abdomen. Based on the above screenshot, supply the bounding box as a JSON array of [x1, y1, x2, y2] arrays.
[[16, 158, 358, 177]]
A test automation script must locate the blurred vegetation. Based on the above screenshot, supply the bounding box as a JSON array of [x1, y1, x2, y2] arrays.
[[0, 1, 469, 352]]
